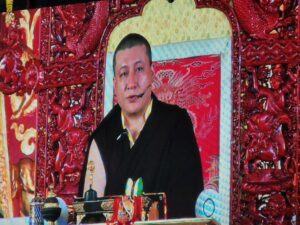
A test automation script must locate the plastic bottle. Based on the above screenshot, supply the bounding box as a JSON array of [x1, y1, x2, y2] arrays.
[[29, 195, 44, 225]]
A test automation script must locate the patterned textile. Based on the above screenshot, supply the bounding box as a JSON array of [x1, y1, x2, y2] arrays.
[[107, 0, 231, 52], [152, 55, 220, 189]]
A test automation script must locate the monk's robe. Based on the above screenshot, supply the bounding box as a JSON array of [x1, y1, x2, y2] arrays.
[[80, 94, 203, 218]]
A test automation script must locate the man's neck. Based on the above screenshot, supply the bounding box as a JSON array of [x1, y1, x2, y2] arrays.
[[121, 99, 153, 143], [124, 116, 145, 141], [123, 109, 147, 133]]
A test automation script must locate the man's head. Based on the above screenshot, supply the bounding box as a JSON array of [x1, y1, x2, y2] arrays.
[[113, 33, 152, 74], [113, 33, 154, 117]]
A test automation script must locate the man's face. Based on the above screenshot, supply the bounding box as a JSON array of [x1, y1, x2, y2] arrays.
[[114, 44, 153, 116]]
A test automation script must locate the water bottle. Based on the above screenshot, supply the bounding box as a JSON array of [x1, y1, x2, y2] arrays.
[[29, 195, 44, 225]]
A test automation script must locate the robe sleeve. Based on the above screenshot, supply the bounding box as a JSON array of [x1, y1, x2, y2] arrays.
[[78, 133, 94, 196], [166, 108, 204, 218], [78, 125, 107, 197]]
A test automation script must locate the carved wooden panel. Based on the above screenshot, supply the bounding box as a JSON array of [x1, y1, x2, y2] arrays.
[[232, 0, 299, 224]]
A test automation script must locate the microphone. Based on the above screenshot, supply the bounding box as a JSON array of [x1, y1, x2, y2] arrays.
[[116, 129, 128, 141], [137, 92, 145, 98], [137, 85, 152, 98]]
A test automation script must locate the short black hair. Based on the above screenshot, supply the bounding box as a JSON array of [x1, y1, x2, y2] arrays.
[[113, 33, 152, 74]]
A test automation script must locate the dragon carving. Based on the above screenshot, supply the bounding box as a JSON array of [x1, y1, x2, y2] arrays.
[[53, 0, 109, 59], [233, 0, 293, 39]]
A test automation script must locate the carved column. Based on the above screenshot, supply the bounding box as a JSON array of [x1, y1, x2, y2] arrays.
[[234, 0, 299, 223]]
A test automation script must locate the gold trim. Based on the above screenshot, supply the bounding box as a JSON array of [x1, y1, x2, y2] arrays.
[[44, 202, 59, 208], [101, 199, 114, 210], [5, 12, 15, 25], [6, 0, 13, 13], [5, 0, 15, 25], [0, 93, 13, 217], [107, 0, 231, 52]]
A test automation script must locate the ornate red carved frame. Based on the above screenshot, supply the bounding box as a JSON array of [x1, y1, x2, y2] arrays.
[[0, 0, 299, 224]]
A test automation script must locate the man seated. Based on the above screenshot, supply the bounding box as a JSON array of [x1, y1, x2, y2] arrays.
[[80, 33, 203, 218]]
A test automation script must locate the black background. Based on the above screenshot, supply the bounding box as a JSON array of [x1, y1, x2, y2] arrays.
[[0, 0, 95, 12]]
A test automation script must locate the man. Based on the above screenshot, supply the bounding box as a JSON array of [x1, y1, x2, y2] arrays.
[[80, 33, 203, 218]]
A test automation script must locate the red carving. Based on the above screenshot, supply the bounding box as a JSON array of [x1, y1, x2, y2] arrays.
[[51, 1, 109, 61], [53, 128, 89, 191], [110, 0, 137, 12], [0, 43, 42, 95], [47, 85, 94, 198], [242, 39, 300, 66], [49, 87, 86, 142], [0, 0, 299, 224], [240, 62, 297, 223], [249, 64, 296, 121], [39, 0, 300, 223], [233, 0, 279, 39], [35, 84, 101, 205], [244, 113, 288, 170], [42, 60, 98, 88], [233, 0, 295, 39], [241, 193, 295, 225]]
